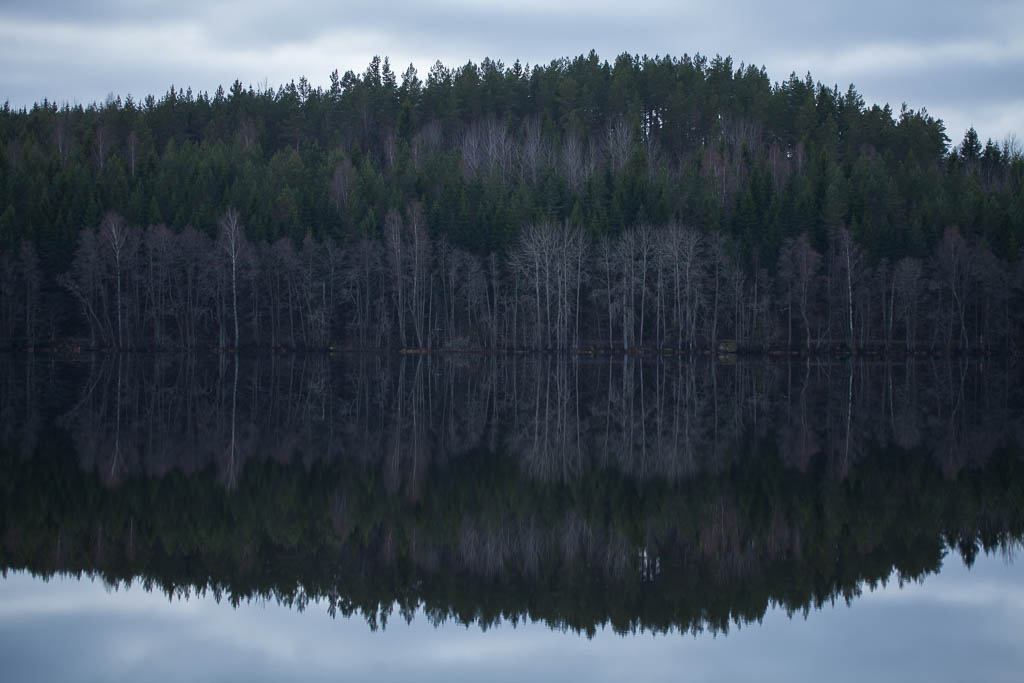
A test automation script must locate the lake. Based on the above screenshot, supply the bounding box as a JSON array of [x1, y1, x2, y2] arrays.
[[2, 354, 1022, 680]]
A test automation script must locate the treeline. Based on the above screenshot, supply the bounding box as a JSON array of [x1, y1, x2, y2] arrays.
[[10, 212, 1023, 350], [1, 51, 1022, 349], [2, 356, 1023, 635]]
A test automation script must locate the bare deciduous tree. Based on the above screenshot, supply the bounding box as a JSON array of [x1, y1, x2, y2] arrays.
[[934, 227, 971, 350], [330, 158, 354, 215], [779, 234, 821, 350], [93, 126, 109, 173], [217, 209, 247, 349], [100, 212, 129, 348], [832, 227, 865, 350], [605, 117, 634, 174], [126, 130, 139, 178]]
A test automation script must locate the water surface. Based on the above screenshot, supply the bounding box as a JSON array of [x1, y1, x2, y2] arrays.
[[1, 354, 1022, 679]]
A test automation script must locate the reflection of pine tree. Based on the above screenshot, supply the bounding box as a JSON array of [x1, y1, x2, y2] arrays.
[[2, 354, 1022, 636]]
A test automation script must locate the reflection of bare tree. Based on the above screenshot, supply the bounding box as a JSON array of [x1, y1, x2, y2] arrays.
[[218, 355, 241, 490], [891, 361, 922, 450], [777, 359, 819, 472], [107, 354, 124, 486], [513, 357, 584, 482], [11, 354, 1007, 494], [3, 353, 1023, 634]]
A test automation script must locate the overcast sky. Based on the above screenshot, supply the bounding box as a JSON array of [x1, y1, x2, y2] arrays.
[[1, 0, 1021, 146]]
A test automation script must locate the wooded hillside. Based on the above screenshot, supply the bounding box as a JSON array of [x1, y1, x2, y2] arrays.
[[1, 52, 1021, 350]]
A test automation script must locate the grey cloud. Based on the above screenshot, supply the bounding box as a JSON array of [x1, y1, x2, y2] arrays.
[[0, 0, 216, 27], [0, 0, 1020, 141]]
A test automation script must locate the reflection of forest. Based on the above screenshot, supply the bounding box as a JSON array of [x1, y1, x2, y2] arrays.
[[1, 354, 1023, 635]]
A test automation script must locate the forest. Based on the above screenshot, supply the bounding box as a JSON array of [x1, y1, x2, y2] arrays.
[[1, 51, 1022, 351]]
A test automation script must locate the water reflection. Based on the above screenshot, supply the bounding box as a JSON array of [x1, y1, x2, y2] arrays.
[[1, 354, 1022, 637]]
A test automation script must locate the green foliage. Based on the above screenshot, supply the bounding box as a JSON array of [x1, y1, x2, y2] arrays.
[[0, 51, 1013, 272]]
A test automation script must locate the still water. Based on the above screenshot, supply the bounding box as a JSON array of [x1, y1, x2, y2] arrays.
[[1, 354, 1022, 680]]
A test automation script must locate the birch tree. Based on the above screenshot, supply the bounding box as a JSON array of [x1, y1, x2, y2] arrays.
[[779, 234, 821, 351], [100, 212, 129, 348], [217, 208, 247, 349], [934, 227, 971, 350], [833, 227, 865, 350]]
